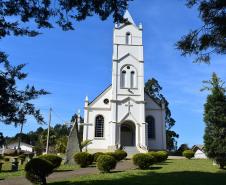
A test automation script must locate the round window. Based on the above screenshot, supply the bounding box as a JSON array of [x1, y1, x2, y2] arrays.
[[103, 99, 109, 104]]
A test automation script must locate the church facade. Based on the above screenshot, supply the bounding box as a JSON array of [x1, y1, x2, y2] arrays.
[[82, 11, 166, 153]]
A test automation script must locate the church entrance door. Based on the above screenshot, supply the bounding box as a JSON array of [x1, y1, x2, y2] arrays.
[[120, 121, 135, 147]]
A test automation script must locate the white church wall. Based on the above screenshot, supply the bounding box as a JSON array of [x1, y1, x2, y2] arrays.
[[146, 110, 165, 150], [85, 109, 111, 150]]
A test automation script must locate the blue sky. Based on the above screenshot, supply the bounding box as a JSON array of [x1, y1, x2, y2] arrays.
[[1, 0, 226, 147]]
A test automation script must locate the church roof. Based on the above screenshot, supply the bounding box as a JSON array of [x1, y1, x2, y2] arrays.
[[88, 84, 112, 106], [144, 91, 162, 108], [123, 10, 135, 25]]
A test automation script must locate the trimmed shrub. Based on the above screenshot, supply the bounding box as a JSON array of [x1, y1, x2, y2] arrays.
[[87, 154, 94, 165], [156, 151, 168, 162], [183, 150, 195, 159], [93, 152, 104, 162], [25, 158, 54, 185], [74, 152, 93, 168], [105, 152, 118, 161], [38, 154, 62, 169], [114, 150, 127, 161], [133, 153, 155, 169], [97, 155, 117, 173], [148, 151, 168, 163]]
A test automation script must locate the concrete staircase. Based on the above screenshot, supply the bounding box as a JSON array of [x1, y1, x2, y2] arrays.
[[123, 146, 140, 158]]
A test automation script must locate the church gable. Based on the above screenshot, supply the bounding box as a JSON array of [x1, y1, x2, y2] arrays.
[[144, 92, 162, 110], [88, 85, 112, 108], [118, 53, 140, 63]]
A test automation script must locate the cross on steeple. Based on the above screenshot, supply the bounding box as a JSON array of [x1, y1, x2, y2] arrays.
[[125, 100, 133, 113]]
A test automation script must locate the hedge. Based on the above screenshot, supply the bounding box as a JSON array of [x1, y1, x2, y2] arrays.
[[74, 152, 93, 168], [97, 155, 117, 173], [133, 153, 155, 169], [38, 154, 62, 169], [25, 158, 54, 185], [183, 150, 195, 159]]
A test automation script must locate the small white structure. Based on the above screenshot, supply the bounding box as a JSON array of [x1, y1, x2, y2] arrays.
[[7, 142, 33, 153], [82, 11, 166, 154], [192, 145, 207, 159]]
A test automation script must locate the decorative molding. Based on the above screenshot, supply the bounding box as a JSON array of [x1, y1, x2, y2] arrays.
[[88, 107, 111, 111]]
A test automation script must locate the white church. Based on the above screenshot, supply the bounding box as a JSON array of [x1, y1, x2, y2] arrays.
[[82, 11, 166, 154]]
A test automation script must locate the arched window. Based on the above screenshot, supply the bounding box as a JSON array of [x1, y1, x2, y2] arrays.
[[121, 65, 137, 89], [95, 115, 104, 138], [126, 32, 131, 45], [121, 70, 127, 88], [131, 71, 135, 88], [146, 116, 155, 139]]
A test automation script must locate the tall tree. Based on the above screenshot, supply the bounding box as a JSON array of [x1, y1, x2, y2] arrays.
[[0, 59, 49, 126], [177, 0, 226, 63], [1, 0, 131, 125], [145, 78, 179, 151], [202, 73, 226, 169], [0, 0, 131, 39]]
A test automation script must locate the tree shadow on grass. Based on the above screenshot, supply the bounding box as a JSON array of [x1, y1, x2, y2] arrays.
[[157, 161, 172, 165], [0, 169, 24, 173], [110, 170, 124, 173], [49, 171, 226, 185], [149, 166, 162, 170], [55, 170, 73, 172]]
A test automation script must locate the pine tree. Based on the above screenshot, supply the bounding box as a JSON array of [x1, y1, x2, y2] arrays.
[[203, 73, 226, 169]]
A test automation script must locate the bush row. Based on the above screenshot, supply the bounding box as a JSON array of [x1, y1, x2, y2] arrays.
[[132, 151, 168, 169], [74, 150, 127, 168], [74, 150, 127, 173]]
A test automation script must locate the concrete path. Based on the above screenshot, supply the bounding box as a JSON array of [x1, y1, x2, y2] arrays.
[[0, 160, 135, 185], [168, 156, 186, 160]]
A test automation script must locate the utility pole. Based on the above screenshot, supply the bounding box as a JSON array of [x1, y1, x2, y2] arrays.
[[17, 122, 24, 152], [46, 107, 52, 154]]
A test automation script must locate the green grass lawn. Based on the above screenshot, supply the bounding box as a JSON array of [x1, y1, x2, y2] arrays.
[[0, 162, 25, 179], [50, 159, 226, 185], [0, 162, 78, 180]]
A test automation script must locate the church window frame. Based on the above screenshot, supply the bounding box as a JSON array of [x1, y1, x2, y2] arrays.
[[95, 115, 104, 138], [126, 32, 132, 45], [121, 70, 127, 88], [146, 116, 156, 139], [131, 71, 135, 88], [120, 65, 137, 89]]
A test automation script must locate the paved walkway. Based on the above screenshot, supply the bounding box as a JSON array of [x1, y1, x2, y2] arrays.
[[0, 160, 135, 185], [168, 156, 186, 159]]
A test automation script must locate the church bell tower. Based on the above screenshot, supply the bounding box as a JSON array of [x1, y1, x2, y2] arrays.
[[110, 11, 147, 149]]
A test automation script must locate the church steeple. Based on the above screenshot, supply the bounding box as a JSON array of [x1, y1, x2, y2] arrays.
[[123, 10, 135, 25], [112, 10, 144, 98]]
